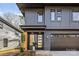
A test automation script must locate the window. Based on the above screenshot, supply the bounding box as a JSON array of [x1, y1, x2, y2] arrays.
[[38, 34, 43, 48], [57, 9, 62, 21], [0, 22, 3, 29], [3, 38, 8, 47], [57, 9, 62, 14], [51, 10, 55, 21], [30, 34, 35, 46], [57, 16, 62, 21], [38, 13, 43, 22], [73, 12, 79, 21]]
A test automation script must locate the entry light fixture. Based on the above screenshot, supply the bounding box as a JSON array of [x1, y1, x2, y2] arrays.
[[50, 35, 53, 37], [46, 35, 49, 39]]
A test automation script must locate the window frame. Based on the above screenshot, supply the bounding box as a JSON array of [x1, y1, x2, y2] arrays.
[[29, 34, 35, 46], [57, 9, 62, 14], [3, 38, 8, 47], [57, 9, 62, 21], [37, 12, 43, 23], [50, 9, 55, 21], [57, 16, 62, 21], [72, 11, 79, 21], [0, 22, 3, 29], [37, 34, 43, 49]]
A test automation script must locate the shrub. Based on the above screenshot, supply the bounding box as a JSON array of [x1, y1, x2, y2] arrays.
[[20, 47, 24, 53]]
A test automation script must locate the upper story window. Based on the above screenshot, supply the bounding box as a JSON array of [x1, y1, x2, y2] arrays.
[[57, 16, 62, 21], [57, 9, 62, 14], [57, 9, 62, 21], [72, 11, 79, 21], [37, 12, 43, 22], [50, 9, 62, 21], [51, 10, 55, 21]]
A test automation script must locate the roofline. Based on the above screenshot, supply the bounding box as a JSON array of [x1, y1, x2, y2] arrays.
[[17, 3, 79, 16], [20, 25, 79, 31], [0, 17, 22, 33]]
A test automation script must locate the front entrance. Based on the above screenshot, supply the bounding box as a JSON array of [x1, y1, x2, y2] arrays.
[[28, 32, 44, 50], [51, 34, 79, 51]]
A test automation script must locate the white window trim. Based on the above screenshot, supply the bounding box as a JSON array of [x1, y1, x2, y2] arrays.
[[57, 16, 62, 21], [37, 13, 43, 23], [50, 10, 55, 21], [72, 12, 79, 21]]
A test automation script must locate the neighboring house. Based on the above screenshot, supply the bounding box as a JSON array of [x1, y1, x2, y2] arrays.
[[17, 3, 79, 51], [0, 16, 22, 50], [11, 15, 25, 29], [3, 13, 24, 29]]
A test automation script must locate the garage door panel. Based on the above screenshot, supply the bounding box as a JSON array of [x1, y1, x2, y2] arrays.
[[51, 34, 79, 50]]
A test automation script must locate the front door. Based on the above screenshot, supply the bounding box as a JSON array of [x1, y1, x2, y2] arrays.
[[28, 32, 44, 50]]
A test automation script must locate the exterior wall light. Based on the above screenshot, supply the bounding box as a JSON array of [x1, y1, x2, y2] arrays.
[[46, 35, 49, 39], [50, 35, 53, 38]]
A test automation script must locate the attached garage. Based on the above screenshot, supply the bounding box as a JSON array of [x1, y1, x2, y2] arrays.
[[51, 32, 79, 51]]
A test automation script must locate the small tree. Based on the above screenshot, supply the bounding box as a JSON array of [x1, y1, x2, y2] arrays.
[[19, 32, 25, 56]]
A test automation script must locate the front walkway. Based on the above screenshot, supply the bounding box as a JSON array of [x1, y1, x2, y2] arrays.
[[36, 50, 79, 56]]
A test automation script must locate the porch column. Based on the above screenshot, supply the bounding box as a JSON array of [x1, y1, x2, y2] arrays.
[[24, 32, 28, 50]]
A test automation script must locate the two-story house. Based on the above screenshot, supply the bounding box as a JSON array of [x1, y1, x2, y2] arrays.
[[17, 3, 79, 51]]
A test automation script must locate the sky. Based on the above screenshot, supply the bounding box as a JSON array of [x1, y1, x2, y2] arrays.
[[0, 3, 22, 16]]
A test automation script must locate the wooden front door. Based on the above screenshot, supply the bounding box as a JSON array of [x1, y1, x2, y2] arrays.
[[28, 32, 44, 50]]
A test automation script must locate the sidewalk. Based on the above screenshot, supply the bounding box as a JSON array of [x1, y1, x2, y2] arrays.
[[0, 49, 20, 56]]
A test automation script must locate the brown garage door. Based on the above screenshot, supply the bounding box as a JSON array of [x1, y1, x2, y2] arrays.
[[51, 34, 79, 51]]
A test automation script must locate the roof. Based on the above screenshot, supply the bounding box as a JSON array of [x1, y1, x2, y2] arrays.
[[20, 25, 46, 30], [17, 3, 79, 16], [0, 16, 22, 33]]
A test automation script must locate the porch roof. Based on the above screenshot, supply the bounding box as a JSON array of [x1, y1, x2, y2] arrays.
[[20, 25, 46, 30]]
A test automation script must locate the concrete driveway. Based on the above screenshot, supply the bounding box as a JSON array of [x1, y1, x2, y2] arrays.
[[51, 51, 79, 56], [36, 50, 79, 56]]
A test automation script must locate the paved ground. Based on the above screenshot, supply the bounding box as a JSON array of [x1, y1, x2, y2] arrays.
[[1, 49, 79, 56], [36, 50, 79, 56], [51, 51, 79, 56]]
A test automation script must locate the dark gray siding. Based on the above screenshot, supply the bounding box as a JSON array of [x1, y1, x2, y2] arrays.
[[25, 6, 79, 29], [44, 31, 51, 50], [25, 9, 44, 25], [45, 6, 79, 29]]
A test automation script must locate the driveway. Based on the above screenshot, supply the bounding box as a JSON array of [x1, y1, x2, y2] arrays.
[[36, 50, 79, 56]]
